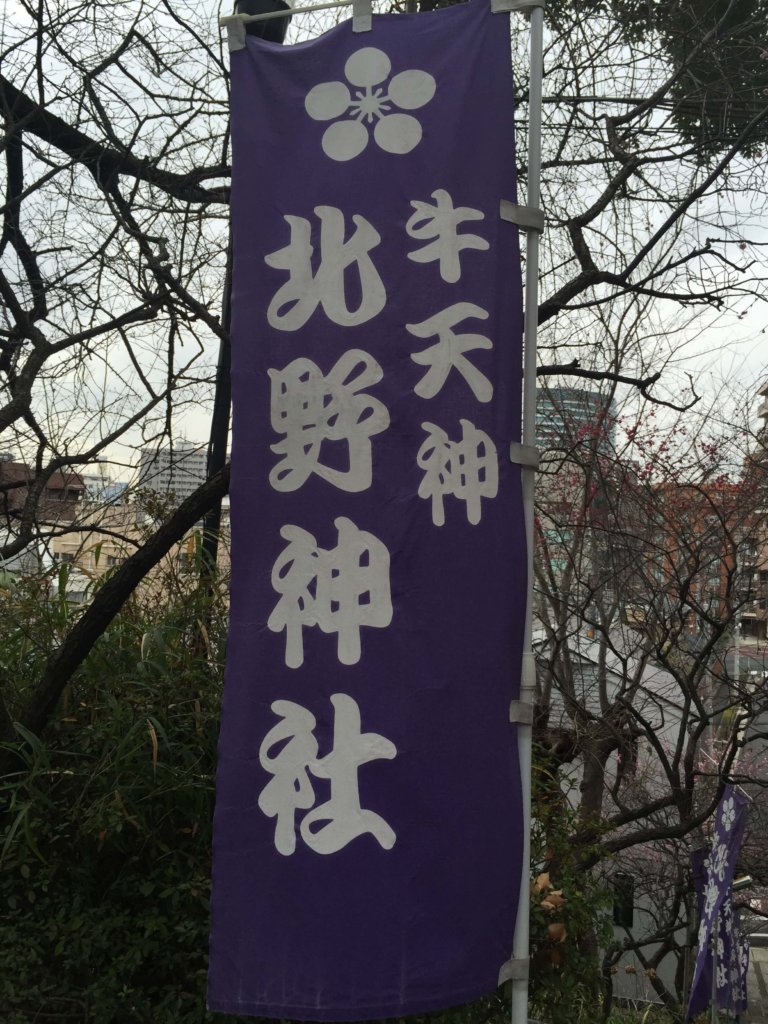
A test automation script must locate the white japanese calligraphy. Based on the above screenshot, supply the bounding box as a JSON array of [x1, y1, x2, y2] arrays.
[[406, 189, 488, 283], [258, 694, 396, 856], [257, 699, 318, 856], [408, 302, 493, 402], [417, 419, 498, 526], [300, 693, 396, 854], [269, 349, 389, 493], [268, 516, 393, 668], [265, 206, 386, 331]]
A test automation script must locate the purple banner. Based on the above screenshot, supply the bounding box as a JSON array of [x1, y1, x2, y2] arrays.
[[687, 787, 748, 1020], [716, 897, 749, 1014], [208, 2, 526, 1018]]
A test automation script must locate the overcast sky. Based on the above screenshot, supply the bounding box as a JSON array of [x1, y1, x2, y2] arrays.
[[4, 0, 767, 478]]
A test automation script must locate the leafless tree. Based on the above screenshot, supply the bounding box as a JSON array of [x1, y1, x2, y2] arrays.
[[533, 391, 768, 1011]]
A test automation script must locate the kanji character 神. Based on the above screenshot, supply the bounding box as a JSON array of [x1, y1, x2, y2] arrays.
[[268, 516, 393, 668], [408, 302, 493, 402], [269, 349, 390, 493], [417, 418, 498, 526], [406, 188, 488, 283], [265, 206, 386, 331], [258, 693, 397, 857]]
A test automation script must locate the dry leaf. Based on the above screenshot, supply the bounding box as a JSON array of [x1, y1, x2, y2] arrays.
[[548, 922, 567, 943], [540, 890, 567, 912], [532, 871, 551, 894]]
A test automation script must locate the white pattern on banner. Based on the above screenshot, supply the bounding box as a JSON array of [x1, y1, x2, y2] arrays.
[[720, 796, 736, 831], [268, 516, 393, 669], [417, 419, 498, 526], [305, 47, 436, 162], [258, 694, 397, 856], [406, 189, 488, 284], [408, 302, 494, 402], [259, 192, 498, 856], [269, 349, 390, 493], [265, 206, 385, 330], [257, 699, 318, 856]]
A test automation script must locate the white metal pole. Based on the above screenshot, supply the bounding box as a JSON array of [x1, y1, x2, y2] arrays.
[[512, 5, 544, 1024], [220, 0, 353, 27], [711, 926, 719, 1024]]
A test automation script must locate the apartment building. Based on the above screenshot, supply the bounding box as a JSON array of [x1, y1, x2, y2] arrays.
[[136, 440, 208, 504]]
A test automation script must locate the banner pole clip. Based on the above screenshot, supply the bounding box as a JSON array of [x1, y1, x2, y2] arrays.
[[500, 200, 545, 234], [509, 443, 540, 470], [509, 701, 534, 725], [223, 16, 248, 51], [353, 0, 373, 31], [498, 957, 530, 985]]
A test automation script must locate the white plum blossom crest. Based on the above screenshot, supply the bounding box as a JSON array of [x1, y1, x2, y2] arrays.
[[305, 47, 436, 162], [721, 795, 736, 832]]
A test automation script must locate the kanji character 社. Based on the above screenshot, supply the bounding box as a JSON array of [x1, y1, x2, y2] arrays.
[[268, 517, 393, 668], [269, 349, 389, 493], [417, 418, 498, 526], [258, 693, 397, 856], [406, 189, 488, 283], [265, 206, 386, 331], [408, 302, 493, 402]]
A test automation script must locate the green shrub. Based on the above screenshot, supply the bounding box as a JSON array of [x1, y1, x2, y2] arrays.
[[0, 575, 237, 1023]]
